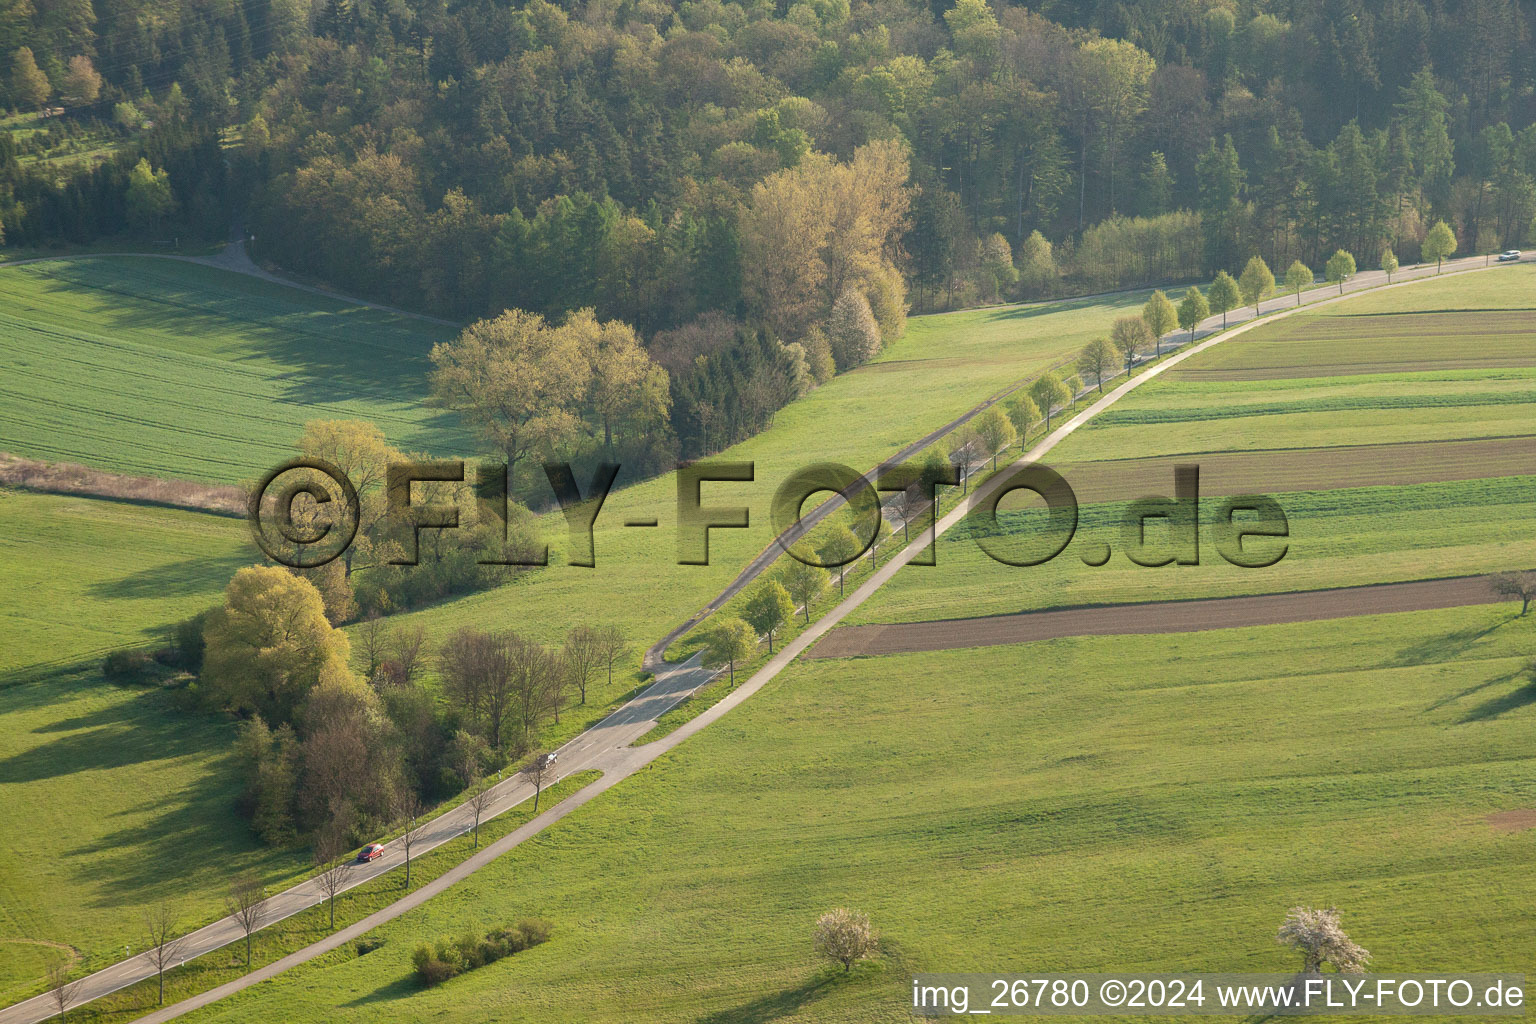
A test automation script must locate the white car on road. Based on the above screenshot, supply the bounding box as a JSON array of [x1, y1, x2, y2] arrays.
[[1496, 250, 1522, 262]]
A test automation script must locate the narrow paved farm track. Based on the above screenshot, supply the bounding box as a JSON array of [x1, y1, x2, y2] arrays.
[[0, 254, 1504, 1024], [806, 573, 1515, 658]]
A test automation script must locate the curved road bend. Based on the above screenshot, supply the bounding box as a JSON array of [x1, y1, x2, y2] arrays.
[[0, 255, 1503, 1024]]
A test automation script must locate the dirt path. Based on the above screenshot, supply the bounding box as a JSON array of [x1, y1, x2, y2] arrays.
[[806, 574, 1516, 658]]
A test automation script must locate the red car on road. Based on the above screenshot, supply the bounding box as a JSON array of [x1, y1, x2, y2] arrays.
[[356, 843, 385, 863]]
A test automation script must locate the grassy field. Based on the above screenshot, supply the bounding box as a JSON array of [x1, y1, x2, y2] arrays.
[[0, 264, 1153, 1002], [0, 490, 251, 676], [843, 476, 1536, 626], [0, 257, 467, 483], [844, 265, 1536, 626], [47, 772, 601, 1023], [0, 664, 319, 1004], [0, 491, 297, 999], [325, 282, 1155, 743], [175, 605, 1536, 1024]]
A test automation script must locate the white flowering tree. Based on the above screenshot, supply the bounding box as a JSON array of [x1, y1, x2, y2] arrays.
[[813, 908, 878, 973], [1276, 906, 1371, 974]]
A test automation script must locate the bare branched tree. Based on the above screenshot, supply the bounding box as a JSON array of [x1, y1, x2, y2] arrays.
[[522, 751, 557, 813], [1491, 571, 1536, 616], [47, 962, 84, 1022], [390, 624, 428, 683], [358, 612, 385, 680], [395, 791, 425, 889], [593, 625, 629, 687], [812, 908, 878, 973], [464, 771, 496, 848], [1276, 906, 1371, 974], [312, 828, 351, 930], [562, 624, 602, 705], [144, 902, 190, 1005], [225, 873, 268, 970]]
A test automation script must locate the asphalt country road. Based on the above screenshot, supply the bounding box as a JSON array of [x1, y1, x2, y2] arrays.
[[0, 253, 1509, 1024]]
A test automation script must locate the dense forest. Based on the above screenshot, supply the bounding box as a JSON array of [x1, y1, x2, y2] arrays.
[[4, 0, 1536, 462]]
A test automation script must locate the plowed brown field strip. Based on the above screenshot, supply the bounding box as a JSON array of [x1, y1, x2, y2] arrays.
[[1044, 435, 1536, 504], [807, 574, 1513, 658]]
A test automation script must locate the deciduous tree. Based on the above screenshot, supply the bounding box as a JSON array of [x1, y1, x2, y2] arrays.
[[1142, 290, 1177, 356], [11, 48, 50, 110], [1239, 255, 1275, 314], [1110, 316, 1153, 365], [561, 625, 602, 706], [1208, 270, 1240, 328], [825, 288, 882, 370], [1178, 286, 1210, 342], [46, 963, 82, 1022], [144, 902, 189, 1005], [1078, 337, 1117, 393], [1491, 571, 1536, 615], [202, 566, 352, 725], [226, 873, 268, 970], [1325, 249, 1357, 293], [593, 626, 628, 687], [1423, 220, 1457, 271], [62, 55, 101, 104], [816, 523, 862, 595], [125, 159, 176, 232], [1276, 907, 1370, 974], [1284, 261, 1313, 305], [395, 791, 424, 888], [1030, 372, 1070, 431], [701, 616, 757, 686], [778, 557, 829, 624], [1004, 394, 1039, 442], [813, 908, 878, 973], [428, 310, 593, 486], [971, 405, 1016, 469], [312, 827, 350, 930], [1381, 247, 1399, 282], [522, 751, 557, 812], [743, 579, 795, 652]]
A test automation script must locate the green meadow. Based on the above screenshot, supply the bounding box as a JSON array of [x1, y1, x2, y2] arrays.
[[177, 606, 1536, 1024], [327, 281, 1157, 720], [845, 476, 1536, 626], [842, 266, 1536, 626], [0, 257, 466, 483], [0, 665, 316, 1004], [0, 490, 251, 676], [0, 491, 300, 998], [0, 260, 1156, 999]]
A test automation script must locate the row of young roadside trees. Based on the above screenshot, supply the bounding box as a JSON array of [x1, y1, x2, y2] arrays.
[[1073, 220, 1462, 393], [691, 216, 1471, 692]]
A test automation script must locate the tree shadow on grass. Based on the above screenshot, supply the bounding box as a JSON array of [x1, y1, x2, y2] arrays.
[[342, 973, 420, 1007], [1388, 616, 1510, 669], [696, 972, 840, 1024], [0, 693, 213, 782], [85, 553, 252, 601], [66, 762, 293, 909], [1459, 677, 1536, 723]]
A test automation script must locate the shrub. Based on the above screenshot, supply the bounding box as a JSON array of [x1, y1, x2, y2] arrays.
[[412, 920, 553, 987], [103, 648, 154, 681], [167, 609, 211, 672]]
